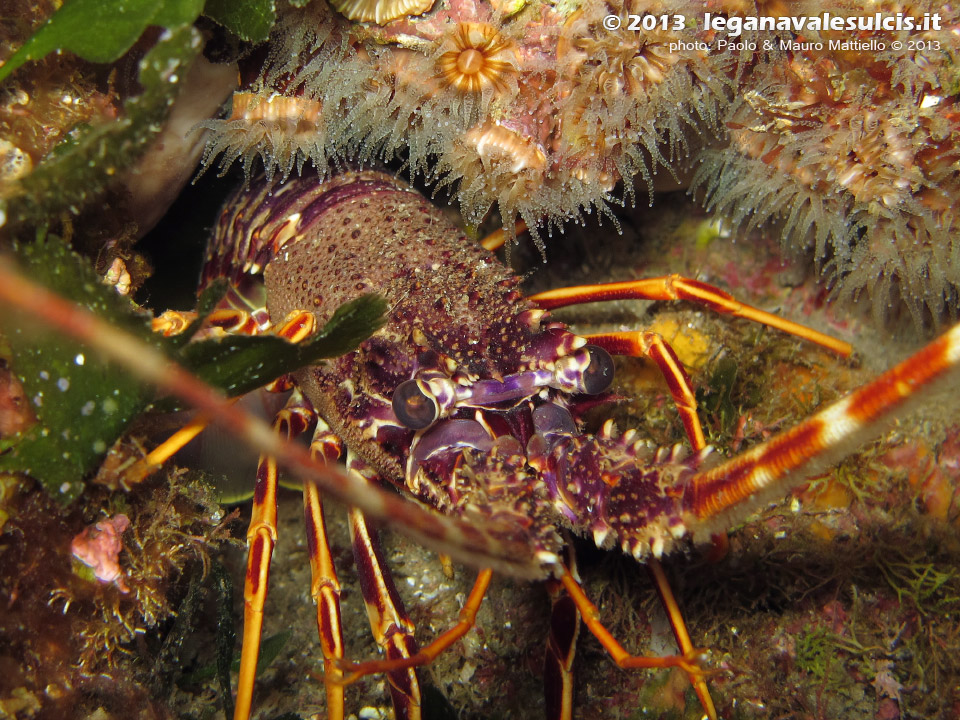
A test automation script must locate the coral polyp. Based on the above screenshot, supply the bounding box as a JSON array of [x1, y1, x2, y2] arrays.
[[435, 21, 518, 95], [202, 92, 326, 181], [560, 0, 731, 161], [331, 0, 436, 24], [200, 6, 377, 181], [440, 121, 554, 230]]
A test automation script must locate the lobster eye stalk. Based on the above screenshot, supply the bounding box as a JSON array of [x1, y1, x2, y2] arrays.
[[393, 379, 440, 429], [581, 345, 614, 394]]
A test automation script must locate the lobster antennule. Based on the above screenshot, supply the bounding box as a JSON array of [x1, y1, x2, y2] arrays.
[[685, 321, 960, 541]]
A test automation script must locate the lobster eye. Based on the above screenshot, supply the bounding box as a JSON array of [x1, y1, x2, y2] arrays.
[[392, 379, 439, 430], [581, 345, 614, 394]]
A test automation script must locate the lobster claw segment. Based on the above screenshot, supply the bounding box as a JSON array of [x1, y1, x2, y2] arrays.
[[528, 427, 704, 559]]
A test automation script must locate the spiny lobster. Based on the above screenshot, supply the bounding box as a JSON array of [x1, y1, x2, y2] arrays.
[[145, 168, 958, 720]]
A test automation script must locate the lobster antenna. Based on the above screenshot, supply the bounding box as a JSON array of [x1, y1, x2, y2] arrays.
[[686, 322, 960, 541]]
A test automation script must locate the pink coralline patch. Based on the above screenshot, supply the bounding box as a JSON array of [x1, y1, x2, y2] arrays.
[[0, 366, 34, 436], [877, 430, 960, 523], [876, 698, 900, 720], [71, 514, 131, 593], [820, 600, 849, 634]]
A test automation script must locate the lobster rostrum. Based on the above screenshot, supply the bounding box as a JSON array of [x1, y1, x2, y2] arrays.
[[185, 168, 960, 720]]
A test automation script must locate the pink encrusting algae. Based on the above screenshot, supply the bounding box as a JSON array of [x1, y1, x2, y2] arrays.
[[71, 513, 131, 592]]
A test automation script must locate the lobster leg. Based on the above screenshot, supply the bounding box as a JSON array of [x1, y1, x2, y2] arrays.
[[481, 221, 528, 251], [130, 309, 317, 487], [235, 391, 317, 720], [648, 558, 717, 720], [152, 308, 198, 336], [530, 274, 853, 357], [544, 545, 581, 720], [346, 453, 423, 720], [490, 241, 723, 716], [556, 565, 718, 720], [338, 568, 493, 681], [304, 419, 348, 720], [688, 320, 960, 534], [587, 331, 706, 451]]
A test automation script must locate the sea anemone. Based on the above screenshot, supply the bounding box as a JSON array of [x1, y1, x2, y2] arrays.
[[369, 17, 522, 177], [200, 92, 327, 182], [197, 0, 958, 329], [435, 21, 518, 96], [439, 121, 552, 231], [559, 0, 734, 170]]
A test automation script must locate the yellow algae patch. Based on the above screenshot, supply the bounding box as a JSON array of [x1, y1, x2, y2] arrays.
[[646, 315, 713, 370]]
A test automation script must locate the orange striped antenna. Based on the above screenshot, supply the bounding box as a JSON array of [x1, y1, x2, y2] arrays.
[[686, 322, 960, 540]]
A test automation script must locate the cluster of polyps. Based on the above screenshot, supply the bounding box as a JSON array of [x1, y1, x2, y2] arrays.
[[693, 0, 960, 330], [201, 0, 732, 248]]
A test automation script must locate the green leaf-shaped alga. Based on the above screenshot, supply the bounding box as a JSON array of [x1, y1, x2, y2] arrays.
[[204, 0, 277, 43], [1, 24, 203, 230], [0, 0, 204, 84], [0, 237, 160, 502]]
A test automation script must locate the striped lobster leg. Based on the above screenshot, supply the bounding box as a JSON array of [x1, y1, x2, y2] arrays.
[[303, 418, 348, 720], [686, 321, 960, 538], [543, 545, 580, 720], [134, 308, 316, 484], [531, 273, 858, 719], [530, 274, 853, 357], [346, 453, 424, 720], [235, 391, 316, 720], [586, 331, 708, 451]]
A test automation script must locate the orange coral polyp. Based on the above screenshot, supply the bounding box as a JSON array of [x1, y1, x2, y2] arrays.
[[330, 0, 435, 24], [457, 49, 484, 75], [469, 123, 547, 174], [436, 23, 516, 95], [230, 92, 323, 133]]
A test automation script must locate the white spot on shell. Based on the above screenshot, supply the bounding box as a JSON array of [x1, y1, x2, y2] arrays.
[[75, 354, 85, 366], [57, 378, 70, 391], [651, 536, 665, 558], [535, 550, 559, 566]]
